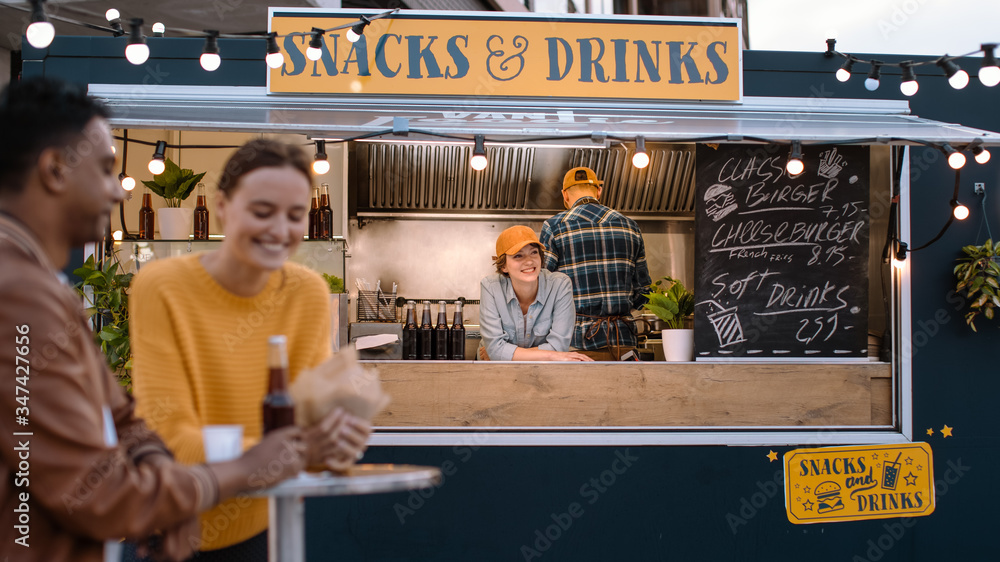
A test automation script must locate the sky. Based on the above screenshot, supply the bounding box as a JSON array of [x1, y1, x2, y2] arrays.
[[748, 0, 1000, 56]]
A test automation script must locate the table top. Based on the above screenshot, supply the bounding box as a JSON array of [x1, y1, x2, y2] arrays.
[[255, 464, 441, 498]]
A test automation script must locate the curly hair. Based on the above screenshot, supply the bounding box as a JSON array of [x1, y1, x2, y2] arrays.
[[0, 78, 111, 195]]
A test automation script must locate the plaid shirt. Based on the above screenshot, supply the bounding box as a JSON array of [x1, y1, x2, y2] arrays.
[[539, 197, 652, 350]]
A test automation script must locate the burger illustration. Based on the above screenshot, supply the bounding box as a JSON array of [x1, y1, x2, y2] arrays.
[[814, 481, 844, 514]]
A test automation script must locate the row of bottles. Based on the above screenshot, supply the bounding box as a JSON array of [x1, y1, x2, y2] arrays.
[[137, 183, 210, 240], [309, 183, 334, 240], [402, 300, 465, 360]]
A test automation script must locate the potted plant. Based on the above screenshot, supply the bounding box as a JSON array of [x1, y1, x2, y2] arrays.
[[642, 276, 695, 361], [74, 252, 134, 388], [142, 158, 206, 239], [954, 238, 1000, 331]]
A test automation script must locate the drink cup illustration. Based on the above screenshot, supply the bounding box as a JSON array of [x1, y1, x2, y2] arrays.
[[882, 453, 902, 490]]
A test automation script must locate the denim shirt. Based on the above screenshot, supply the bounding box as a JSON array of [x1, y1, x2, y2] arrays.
[[479, 269, 576, 361]]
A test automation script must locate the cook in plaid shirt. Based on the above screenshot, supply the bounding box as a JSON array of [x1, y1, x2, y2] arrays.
[[539, 167, 652, 358]]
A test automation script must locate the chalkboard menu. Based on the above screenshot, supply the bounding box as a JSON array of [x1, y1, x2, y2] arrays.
[[693, 144, 869, 358]]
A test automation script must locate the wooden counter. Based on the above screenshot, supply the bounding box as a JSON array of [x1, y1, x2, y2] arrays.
[[367, 361, 893, 428]]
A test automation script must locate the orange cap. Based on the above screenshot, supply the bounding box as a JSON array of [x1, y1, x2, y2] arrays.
[[562, 166, 603, 191], [495, 225, 543, 258]]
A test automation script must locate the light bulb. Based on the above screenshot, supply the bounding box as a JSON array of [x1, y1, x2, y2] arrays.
[[200, 52, 221, 72], [113, 230, 123, 241], [307, 28, 324, 61], [346, 28, 361, 43], [864, 61, 881, 91], [125, 43, 149, 65], [953, 203, 970, 220], [152, 22, 165, 36], [948, 69, 969, 90], [786, 158, 804, 176], [891, 257, 906, 270], [864, 77, 879, 91], [632, 152, 649, 169], [948, 151, 966, 169], [148, 158, 165, 175], [900, 80, 918, 96], [899, 62, 918, 96], [106, 9, 120, 22], [470, 154, 488, 171], [26, 21, 55, 49], [312, 159, 330, 175], [974, 148, 991, 164], [306, 46, 322, 61], [266, 52, 284, 69], [835, 68, 850, 82], [120, 174, 136, 191], [980, 66, 1000, 87]]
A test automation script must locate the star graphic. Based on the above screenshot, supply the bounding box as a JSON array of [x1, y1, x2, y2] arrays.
[[905, 456, 913, 466], [884, 452, 890, 458], [767, 450, 778, 462], [802, 499, 814, 511], [941, 425, 953, 438], [803, 486, 812, 494], [872, 453, 880, 460], [904, 472, 918, 486], [926, 428, 934, 436], [917, 464, 923, 471]]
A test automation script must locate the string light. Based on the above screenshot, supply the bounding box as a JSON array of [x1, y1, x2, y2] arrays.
[[152, 22, 165, 37], [26, 0, 55, 49], [119, 173, 136, 191], [971, 141, 992, 164], [836, 56, 855, 82], [105, 9, 124, 37], [786, 141, 804, 176], [632, 136, 650, 169], [200, 31, 221, 71], [307, 28, 325, 61], [313, 140, 330, 175], [937, 56, 969, 89], [470, 135, 488, 171], [148, 140, 167, 175], [899, 62, 919, 96], [892, 241, 908, 269], [125, 19, 149, 65], [346, 16, 371, 43], [980, 44, 1000, 87], [265, 32, 284, 69], [952, 200, 970, 220], [943, 144, 966, 169], [864, 61, 881, 91]]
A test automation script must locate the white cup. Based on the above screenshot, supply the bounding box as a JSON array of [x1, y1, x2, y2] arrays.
[[202, 425, 243, 462]]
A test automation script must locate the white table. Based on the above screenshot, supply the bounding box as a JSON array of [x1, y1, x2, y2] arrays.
[[256, 464, 441, 561]]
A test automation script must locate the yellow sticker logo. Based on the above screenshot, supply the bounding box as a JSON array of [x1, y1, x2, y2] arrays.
[[784, 443, 935, 524]]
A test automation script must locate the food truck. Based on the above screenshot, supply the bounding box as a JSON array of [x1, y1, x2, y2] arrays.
[[21, 8, 1000, 560]]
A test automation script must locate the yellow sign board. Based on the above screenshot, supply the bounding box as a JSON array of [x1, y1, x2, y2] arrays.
[[784, 443, 935, 524], [268, 10, 741, 101]]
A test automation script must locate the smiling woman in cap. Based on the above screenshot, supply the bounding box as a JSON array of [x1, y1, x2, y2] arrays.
[[478, 226, 593, 361]]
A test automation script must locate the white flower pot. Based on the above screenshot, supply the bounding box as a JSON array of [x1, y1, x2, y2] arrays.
[[157, 207, 192, 240], [661, 328, 694, 362]]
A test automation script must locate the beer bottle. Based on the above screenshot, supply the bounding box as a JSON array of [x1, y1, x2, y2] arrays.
[[262, 335, 295, 433], [193, 183, 209, 240], [433, 300, 449, 360], [138, 187, 155, 240], [419, 300, 433, 360], [450, 300, 466, 360], [318, 183, 333, 239], [308, 187, 319, 240], [403, 300, 418, 360]]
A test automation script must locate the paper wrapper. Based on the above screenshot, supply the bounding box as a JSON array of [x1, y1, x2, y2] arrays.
[[289, 346, 390, 430]]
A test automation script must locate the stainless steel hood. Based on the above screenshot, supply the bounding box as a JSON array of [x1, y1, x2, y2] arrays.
[[353, 142, 695, 215]]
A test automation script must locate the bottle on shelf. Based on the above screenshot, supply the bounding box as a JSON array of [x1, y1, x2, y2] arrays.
[[419, 300, 433, 360], [262, 335, 295, 433], [318, 182, 333, 240], [138, 187, 155, 240], [308, 186, 319, 240], [193, 182, 209, 240], [402, 300, 418, 360], [433, 300, 449, 360], [450, 300, 466, 360]]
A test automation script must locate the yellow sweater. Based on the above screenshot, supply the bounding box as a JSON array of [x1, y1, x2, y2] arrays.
[[129, 254, 331, 550]]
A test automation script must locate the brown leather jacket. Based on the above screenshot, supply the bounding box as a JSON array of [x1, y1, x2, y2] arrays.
[[0, 214, 217, 562]]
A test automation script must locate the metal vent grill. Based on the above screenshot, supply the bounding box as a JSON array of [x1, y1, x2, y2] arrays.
[[366, 144, 535, 210], [570, 146, 696, 213]]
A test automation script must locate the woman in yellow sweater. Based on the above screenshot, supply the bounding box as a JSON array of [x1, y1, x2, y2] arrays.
[[127, 139, 370, 560]]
